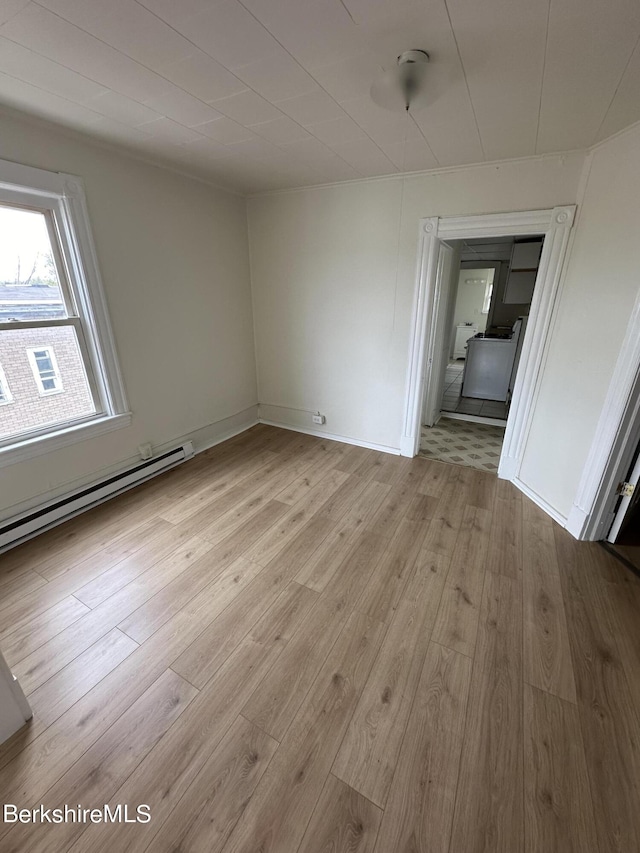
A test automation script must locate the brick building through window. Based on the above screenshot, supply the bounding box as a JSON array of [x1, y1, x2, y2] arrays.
[[0, 286, 96, 439]]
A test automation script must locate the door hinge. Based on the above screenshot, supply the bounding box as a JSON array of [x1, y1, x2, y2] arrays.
[[617, 481, 635, 497]]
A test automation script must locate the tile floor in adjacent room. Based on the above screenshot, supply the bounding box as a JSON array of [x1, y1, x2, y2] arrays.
[[442, 360, 509, 421], [420, 417, 506, 472]]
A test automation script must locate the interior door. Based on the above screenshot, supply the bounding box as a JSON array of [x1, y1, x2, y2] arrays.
[[607, 445, 640, 543], [422, 241, 455, 427]]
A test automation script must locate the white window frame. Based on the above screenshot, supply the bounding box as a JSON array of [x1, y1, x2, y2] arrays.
[[0, 363, 12, 405], [27, 347, 63, 395], [0, 158, 130, 467], [481, 280, 493, 314]]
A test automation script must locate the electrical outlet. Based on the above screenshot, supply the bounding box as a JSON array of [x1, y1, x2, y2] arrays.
[[312, 413, 326, 425], [138, 442, 153, 460]]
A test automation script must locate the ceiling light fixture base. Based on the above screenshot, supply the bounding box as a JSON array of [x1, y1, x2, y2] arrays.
[[371, 49, 431, 113]]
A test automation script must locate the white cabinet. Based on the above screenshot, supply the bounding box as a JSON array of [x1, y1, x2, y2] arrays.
[[504, 270, 537, 304], [511, 241, 542, 270], [503, 239, 542, 304], [462, 336, 518, 401], [453, 324, 477, 359]]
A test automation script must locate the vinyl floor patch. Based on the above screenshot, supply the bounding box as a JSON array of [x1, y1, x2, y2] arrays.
[[420, 419, 505, 472]]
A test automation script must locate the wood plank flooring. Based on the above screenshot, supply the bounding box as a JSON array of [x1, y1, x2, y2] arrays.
[[0, 424, 639, 852]]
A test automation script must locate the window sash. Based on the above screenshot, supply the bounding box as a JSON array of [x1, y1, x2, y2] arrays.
[[0, 317, 105, 448], [0, 158, 130, 463], [0, 194, 106, 413], [44, 207, 78, 317], [0, 406, 101, 448], [0, 203, 76, 322], [6, 318, 102, 407]]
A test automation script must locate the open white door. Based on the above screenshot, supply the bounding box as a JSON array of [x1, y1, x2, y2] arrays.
[[607, 448, 640, 543], [422, 242, 455, 427]]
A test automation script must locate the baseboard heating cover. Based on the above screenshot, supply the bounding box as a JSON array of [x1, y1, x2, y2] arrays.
[[0, 442, 194, 554]]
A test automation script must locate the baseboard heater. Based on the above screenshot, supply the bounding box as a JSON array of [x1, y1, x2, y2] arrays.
[[0, 442, 194, 554]]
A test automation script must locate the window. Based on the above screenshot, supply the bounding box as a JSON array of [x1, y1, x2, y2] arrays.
[[0, 363, 12, 405], [0, 159, 130, 464], [27, 347, 62, 394], [482, 281, 494, 314], [481, 269, 496, 314]]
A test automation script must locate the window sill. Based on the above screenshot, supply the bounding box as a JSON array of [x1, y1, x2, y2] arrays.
[[0, 412, 133, 468]]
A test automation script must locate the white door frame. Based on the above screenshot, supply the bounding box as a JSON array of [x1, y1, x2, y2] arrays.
[[566, 287, 640, 540], [0, 650, 31, 744], [422, 241, 454, 427], [400, 207, 577, 485], [607, 451, 640, 543]]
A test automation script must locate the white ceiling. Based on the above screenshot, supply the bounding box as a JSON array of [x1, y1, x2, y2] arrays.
[[459, 237, 515, 262], [0, 0, 639, 194]]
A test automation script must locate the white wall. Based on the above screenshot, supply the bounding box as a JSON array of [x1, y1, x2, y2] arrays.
[[0, 110, 257, 518], [520, 123, 640, 518], [248, 153, 584, 451], [7, 105, 633, 531]]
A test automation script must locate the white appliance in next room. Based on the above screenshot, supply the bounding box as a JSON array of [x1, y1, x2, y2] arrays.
[[461, 318, 525, 402]]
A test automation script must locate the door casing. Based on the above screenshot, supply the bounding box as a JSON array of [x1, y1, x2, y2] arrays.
[[400, 207, 576, 494], [567, 286, 640, 540], [422, 241, 454, 427]]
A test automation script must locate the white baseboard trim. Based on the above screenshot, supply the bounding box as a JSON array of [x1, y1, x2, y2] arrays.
[[1, 405, 259, 525], [512, 476, 568, 528], [399, 435, 416, 457], [258, 418, 401, 456], [565, 504, 590, 540], [497, 456, 518, 481], [183, 406, 259, 455]]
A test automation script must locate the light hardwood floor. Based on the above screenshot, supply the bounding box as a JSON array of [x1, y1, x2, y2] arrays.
[[1, 424, 639, 853]]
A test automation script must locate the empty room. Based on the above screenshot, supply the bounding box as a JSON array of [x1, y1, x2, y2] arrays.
[[1, 1, 640, 852]]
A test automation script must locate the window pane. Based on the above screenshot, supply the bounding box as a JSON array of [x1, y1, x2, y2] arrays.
[[36, 355, 54, 372], [0, 205, 67, 321], [0, 326, 96, 439]]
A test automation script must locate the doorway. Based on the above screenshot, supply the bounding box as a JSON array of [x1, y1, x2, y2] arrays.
[[444, 258, 503, 419], [419, 235, 543, 472], [401, 207, 577, 488]]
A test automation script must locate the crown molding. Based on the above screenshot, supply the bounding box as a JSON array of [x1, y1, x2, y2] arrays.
[[246, 149, 586, 199], [0, 104, 244, 199], [3, 95, 639, 201], [587, 115, 640, 156]]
